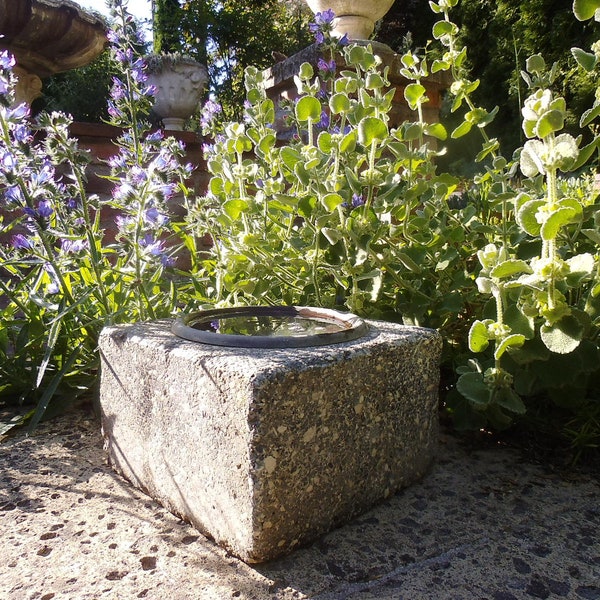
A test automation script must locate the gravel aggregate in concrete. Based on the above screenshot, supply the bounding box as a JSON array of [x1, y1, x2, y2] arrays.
[[1, 408, 599, 600]]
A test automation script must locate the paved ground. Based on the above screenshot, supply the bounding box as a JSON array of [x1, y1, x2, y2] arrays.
[[1, 408, 599, 600]]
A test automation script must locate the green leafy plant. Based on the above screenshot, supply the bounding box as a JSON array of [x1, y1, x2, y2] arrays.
[[453, 39, 600, 439], [191, 8, 484, 362]]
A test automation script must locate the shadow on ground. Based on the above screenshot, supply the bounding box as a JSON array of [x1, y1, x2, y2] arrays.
[[1, 408, 599, 600]]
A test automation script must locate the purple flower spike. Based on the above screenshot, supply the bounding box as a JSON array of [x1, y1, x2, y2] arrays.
[[11, 233, 32, 250], [317, 111, 330, 129], [37, 200, 54, 218], [352, 193, 365, 207], [0, 50, 16, 70], [315, 9, 335, 25], [317, 58, 336, 73]]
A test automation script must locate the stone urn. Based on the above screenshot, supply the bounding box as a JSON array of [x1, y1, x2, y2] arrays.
[[304, 0, 395, 40], [146, 54, 208, 131]]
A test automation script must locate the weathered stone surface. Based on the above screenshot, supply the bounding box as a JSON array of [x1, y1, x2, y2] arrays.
[[1, 410, 600, 599], [98, 319, 441, 562]]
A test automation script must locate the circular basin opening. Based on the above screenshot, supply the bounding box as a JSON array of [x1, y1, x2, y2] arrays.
[[171, 306, 369, 348]]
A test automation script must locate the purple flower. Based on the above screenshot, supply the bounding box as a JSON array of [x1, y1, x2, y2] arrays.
[[32, 164, 55, 187], [66, 196, 79, 210], [315, 9, 335, 25], [0, 76, 11, 95], [11, 123, 31, 143], [113, 182, 135, 201], [352, 193, 365, 207], [110, 79, 126, 101], [4, 185, 23, 204], [140, 234, 173, 265], [108, 152, 128, 169], [317, 111, 330, 129], [317, 58, 336, 73], [144, 207, 169, 226], [146, 130, 164, 142], [200, 99, 222, 129], [107, 101, 121, 119], [1, 150, 18, 171], [338, 33, 349, 46], [61, 239, 88, 253], [115, 215, 135, 231], [6, 104, 29, 121], [11, 233, 32, 249], [115, 48, 134, 65], [106, 30, 120, 44], [157, 182, 177, 199], [37, 200, 54, 218], [0, 50, 16, 70], [309, 9, 335, 42], [130, 166, 147, 185]]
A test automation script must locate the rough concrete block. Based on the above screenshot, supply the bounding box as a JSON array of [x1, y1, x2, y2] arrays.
[[98, 319, 441, 563]]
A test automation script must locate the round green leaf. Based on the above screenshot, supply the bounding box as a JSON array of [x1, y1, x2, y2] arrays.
[[520, 140, 545, 177], [534, 110, 564, 138], [317, 131, 333, 153], [468, 320, 490, 353], [340, 130, 357, 153], [358, 117, 388, 146], [298, 62, 314, 80], [540, 315, 584, 354], [432, 20, 457, 39], [451, 121, 472, 139], [424, 122, 447, 140], [540, 206, 578, 241], [504, 304, 535, 339], [573, 0, 600, 20], [209, 177, 224, 197], [516, 199, 545, 236], [366, 73, 385, 90], [526, 54, 546, 73], [321, 227, 343, 245], [566, 253, 595, 286], [295, 96, 321, 122], [456, 372, 491, 406], [329, 93, 351, 115], [571, 47, 598, 71], [494, 334, 526, 360], [280, 147, 301, 170], [223, 199, 248, 220], [404, 83, 426, 110], [580, 104, 600, 127], [257, 133, 276, 157], [494, 388, 526, 414], [490, 259, 532, 280], [553, 133, 579, 171], [321, 193, 344, 212]]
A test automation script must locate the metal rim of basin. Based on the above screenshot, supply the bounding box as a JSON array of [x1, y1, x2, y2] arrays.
[[171, 306, 369, 348]]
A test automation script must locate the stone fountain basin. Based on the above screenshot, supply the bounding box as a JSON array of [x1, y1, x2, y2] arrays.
[[99, 318, 441, 563], [0, 0, 107, 77]]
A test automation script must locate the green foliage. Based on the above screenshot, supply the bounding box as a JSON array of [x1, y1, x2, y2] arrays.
[[179, 0, 313, 121], [38, 51, 118, 122], [153, 0, 184, 54], [192, 1, 600, 459], [439, 0, 599, 161]]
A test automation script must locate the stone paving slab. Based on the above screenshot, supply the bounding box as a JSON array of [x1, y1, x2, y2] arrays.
[[1, 408, 599, 600]]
